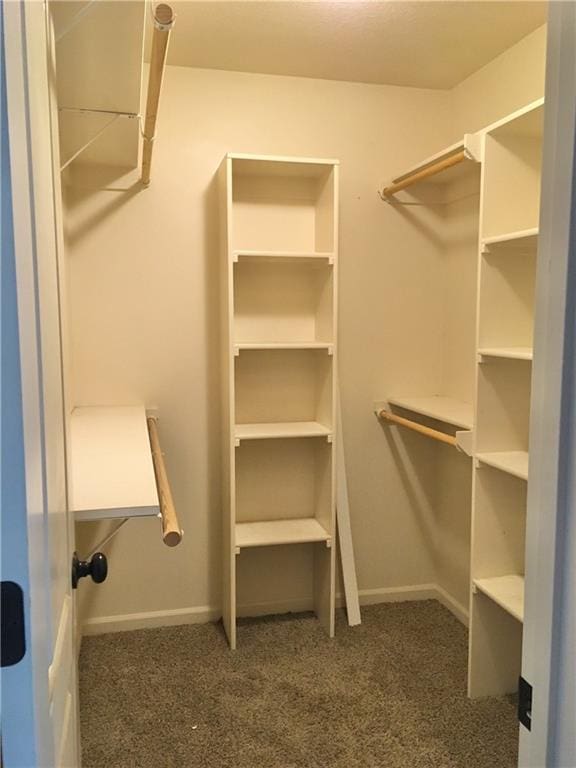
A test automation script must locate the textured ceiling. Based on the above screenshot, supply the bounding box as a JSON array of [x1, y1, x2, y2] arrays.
[[145, 1, 547, 89]]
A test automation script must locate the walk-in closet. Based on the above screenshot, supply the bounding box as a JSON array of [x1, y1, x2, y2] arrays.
[[4, 2, 576, 767]]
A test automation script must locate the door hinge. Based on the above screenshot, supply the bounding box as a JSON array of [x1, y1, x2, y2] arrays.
[[518, 675, 533, 731]]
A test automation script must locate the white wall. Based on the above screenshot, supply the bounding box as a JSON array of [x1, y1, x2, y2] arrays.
[[68, 67, 453, 629], [68, 25, 548, 632], [451, 25, 547, 138]]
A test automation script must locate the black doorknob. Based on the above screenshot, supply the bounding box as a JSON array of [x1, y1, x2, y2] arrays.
[[71, 552, 108, 589]]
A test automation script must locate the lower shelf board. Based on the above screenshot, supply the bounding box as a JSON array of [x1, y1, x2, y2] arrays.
[[474, 575, 525, 622], [478, 347, 533, 361], [235, 518, 331, 550], [235, 421, 332, 441], [476, 451, 529, 480]]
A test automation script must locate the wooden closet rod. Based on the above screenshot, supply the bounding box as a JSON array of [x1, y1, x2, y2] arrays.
[[141, 3, 175, 186], [382, 149, 466, 197], [147, 417, 183, 546], [376, 409, 458, 447]]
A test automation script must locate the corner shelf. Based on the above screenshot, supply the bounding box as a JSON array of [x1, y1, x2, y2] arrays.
[[476, 451, 529, 481], [385, 396, 474, 430], [235, 518, 331, 550], [478, 347, 533, 361], [474, 575, 524, 623], [69, 406, 159, 522], [235, 421, 332, 442]]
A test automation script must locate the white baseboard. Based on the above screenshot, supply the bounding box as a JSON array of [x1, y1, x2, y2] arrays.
[[81, 583, 469, 636], [434, 585, 469, 627], [354, 583, 439, 606], [81, 605, 221, 636]]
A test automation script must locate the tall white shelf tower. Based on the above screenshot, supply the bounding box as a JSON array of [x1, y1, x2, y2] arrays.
[[219, 153, 339, 649]]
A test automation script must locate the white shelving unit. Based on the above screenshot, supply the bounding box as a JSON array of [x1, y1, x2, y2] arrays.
[[379, 97, 543, 701], [69, 406, 160, 521], [219, 153, 339, 649], [469, 98, 543, 698]]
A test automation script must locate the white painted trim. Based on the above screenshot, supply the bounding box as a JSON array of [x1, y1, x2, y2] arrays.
[[80, 583, 468, 636], [82, 605, 221, 635], [519, 6, 576, 766], [434, 585, 469, 628]]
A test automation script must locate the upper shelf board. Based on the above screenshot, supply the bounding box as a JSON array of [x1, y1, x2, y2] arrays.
[[482, 228, 539, 255], [482, 98, 544, 140], [69, 406, 160, 522], [382, 396, 474, 430], [229, 153, 339, 179], [52, 0, 146, 169], [381, 133, 482, 196]]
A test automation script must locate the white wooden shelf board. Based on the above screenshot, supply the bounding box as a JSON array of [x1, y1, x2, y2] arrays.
[[482, 228, 538, 253], [230, 153, 338, 178], [70, 406, 159, 522], [474, 575, 525, 622], [476, 451, 529, 481], [235, 518, 331, 549], [479, 347, 533, 361], [235, 342, 333, 353], [234, 250, 334, 264], [235, 421, 332, 441], [483, 98, 544, 140], [386, 396, 474, 430]]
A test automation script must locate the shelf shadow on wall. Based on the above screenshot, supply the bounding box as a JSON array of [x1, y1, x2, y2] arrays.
[[63, 164, 144, 250], [376, 418, 440, 544]]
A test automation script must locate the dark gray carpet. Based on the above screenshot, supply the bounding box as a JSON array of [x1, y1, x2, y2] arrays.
[[79, 601, 518, 768]]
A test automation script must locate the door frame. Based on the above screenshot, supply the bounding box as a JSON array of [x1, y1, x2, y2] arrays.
[[2, 0, 54, 763], [1, 1, 79, 765], [519, 3, 576, 766]]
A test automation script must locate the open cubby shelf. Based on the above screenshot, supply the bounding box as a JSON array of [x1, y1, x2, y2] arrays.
[[234, 258, 333, 345], [235, 518, 331, 550], [474, 575, 524, 623], [476, 451, 529, 481], [482, 228, 538, 254], [233, 250, 334, 265], [231, 155, 337, 254], [481, 103, 543, 240], [221, 154, 338, 649], [235, 421, 331, 441], [235, 347, 333, 429]]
